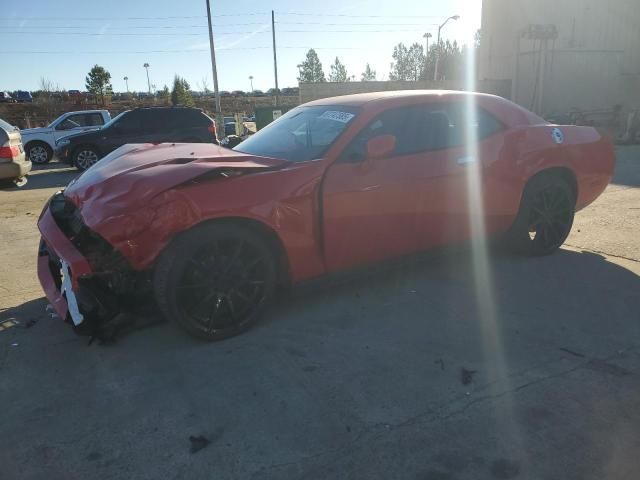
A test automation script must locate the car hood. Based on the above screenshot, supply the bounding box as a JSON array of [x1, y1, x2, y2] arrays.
[[64, 143, 289, 225], [20, 127, 52, 135]]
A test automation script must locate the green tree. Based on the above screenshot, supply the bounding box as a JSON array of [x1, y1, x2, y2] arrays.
[[85, 65, 112, 106], [390, 43, 425, 81], [361, 63, 377, 81], [160, 84, 170, 105], [432, 40, 464, 81], [297, 49, 326, 83], [328, 57, 349, 82], [171, 75, 194, 106], [406, 43, 425, 81]]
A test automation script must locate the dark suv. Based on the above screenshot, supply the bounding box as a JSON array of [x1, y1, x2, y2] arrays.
[[56, 107, 218, 170]]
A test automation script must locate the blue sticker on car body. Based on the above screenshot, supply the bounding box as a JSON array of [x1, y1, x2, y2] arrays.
[[552, 127, 564, 144]]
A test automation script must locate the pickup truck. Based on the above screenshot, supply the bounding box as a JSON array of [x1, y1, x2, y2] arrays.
[[21, 110, 111, 164]]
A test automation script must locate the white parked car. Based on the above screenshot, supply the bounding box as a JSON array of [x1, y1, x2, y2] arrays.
[[21, 110, 111, 164]]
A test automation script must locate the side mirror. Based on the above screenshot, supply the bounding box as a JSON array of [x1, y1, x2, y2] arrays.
[[366, 134, 396, 159]]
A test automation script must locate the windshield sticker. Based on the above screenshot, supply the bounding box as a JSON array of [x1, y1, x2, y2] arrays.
[[319, 111, 355, 123]]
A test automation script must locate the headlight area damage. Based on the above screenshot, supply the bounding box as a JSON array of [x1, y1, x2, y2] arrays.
[[38, 192, 154, 341], [36, 142, 289, 342]]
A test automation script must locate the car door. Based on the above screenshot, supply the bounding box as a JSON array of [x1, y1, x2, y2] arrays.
[[410, 101, 506, 247], [53, 112, 105, 142], [321, 106, 425, 272], [101, 110, 144, 153]]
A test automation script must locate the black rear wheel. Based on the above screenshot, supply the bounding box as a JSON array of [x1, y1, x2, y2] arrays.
[[154, 223, 277, 340], [73, 146, 100, 171], [504, 175, 575, 256]]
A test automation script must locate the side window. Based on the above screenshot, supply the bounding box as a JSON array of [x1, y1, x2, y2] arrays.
[[476, 109, 503, 139], [84, 113, 105, 126], [340, 106, 414, 163], [56, 115, 83, 130], [115, 111, 142, 132], [340, 102, 504, 163]]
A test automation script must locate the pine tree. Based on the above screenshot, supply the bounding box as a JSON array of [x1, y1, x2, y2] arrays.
[[297, 49, 326, 83], [361, 63, 377, 81], [328, 57, 349, 82]]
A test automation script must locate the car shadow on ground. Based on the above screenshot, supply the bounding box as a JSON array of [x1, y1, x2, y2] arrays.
[[6, 162, 78, 191], [4, 245, 638, 352]]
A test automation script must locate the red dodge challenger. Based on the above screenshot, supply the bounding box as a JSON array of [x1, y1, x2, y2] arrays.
[[37, 91, 614, 340]]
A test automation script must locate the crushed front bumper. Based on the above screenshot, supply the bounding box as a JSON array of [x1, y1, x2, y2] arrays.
[[37, 194, 145, 337], [37, 207, 92, 323]]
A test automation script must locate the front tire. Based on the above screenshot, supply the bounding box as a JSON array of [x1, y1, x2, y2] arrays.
[[153, 223, 277, 341], [73, 146, 100, 171], [504, 175, 576, 256], [26, 142, 52, 164]]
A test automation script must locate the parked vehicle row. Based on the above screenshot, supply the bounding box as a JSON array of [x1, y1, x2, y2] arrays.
[[0, 118, 31, 187], [55, 106, 218, 170], [21, 110, 111, 164]]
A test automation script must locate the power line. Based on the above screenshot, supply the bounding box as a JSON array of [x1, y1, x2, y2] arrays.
[[3, 28, 430, 37], [0, 22, 434, 29], [2, 13, 269, 20], [0, 46, 375, 55], [0, 23, 268, 29], [0, 47, 269, 54], [277, 12, 443, 18], [2, 30, 268, 37], [276, 21, 439, 26]]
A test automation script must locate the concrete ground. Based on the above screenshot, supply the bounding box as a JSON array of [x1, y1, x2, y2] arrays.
[[1, 149, 639, 480]]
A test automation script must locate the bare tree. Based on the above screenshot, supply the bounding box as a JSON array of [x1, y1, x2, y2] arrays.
[[199, 76, 211, 94]]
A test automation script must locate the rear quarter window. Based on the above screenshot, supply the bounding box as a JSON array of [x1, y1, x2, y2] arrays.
[[0, 118, 16, 133]]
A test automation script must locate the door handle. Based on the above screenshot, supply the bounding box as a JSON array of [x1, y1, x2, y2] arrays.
[[456, 156, 477, 165]]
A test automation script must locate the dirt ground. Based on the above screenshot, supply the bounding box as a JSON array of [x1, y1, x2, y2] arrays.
[[0, 148, 639, 480]]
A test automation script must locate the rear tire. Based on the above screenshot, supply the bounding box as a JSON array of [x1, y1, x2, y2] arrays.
[[504, 175, 576, 256], [26, 141, 52, 164], [73, 146, 100, 171], [153, 223, 277, 341]]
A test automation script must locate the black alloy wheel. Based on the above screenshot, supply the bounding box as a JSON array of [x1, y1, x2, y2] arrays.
[[154, 224, 277, 340], [505, 175, 575, 256]]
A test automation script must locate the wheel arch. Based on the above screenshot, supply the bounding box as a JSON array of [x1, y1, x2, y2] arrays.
[[174, 216, 292, 288], [525, 166, 578, 201], [25, 139, 52, 149]]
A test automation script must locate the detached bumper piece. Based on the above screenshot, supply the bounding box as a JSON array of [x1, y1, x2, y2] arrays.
[[37, 192, 150, 341]]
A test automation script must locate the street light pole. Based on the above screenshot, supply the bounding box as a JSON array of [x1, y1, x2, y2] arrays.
[[205, 0, 223, 136], [249, 75, 254, 92], [433, 15, 460, 82], [422, 32, 432, 80], [143, 63, 151, 94], [123, 76, 129, 92], [271, 9, 279, 106]]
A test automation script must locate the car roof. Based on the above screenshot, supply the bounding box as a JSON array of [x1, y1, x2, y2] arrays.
[[64, 109, 108, 114], [303, 90, 501, 107], [134, 106, 201, 111]]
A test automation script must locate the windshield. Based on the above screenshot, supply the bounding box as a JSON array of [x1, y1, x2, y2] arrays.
[[234, 105, 358, 162], [101, 110, 128, 129]]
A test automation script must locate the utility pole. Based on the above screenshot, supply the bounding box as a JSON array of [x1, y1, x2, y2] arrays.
[[143, 63, 151, 94], [271, 10, 279, 106], [205, 0, 223, 137]]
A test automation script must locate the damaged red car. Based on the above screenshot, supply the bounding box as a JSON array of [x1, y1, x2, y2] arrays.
[[37, 91, 614, 341]]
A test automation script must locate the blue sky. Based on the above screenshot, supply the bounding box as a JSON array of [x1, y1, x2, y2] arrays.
[[1, 0, 481, 92]]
